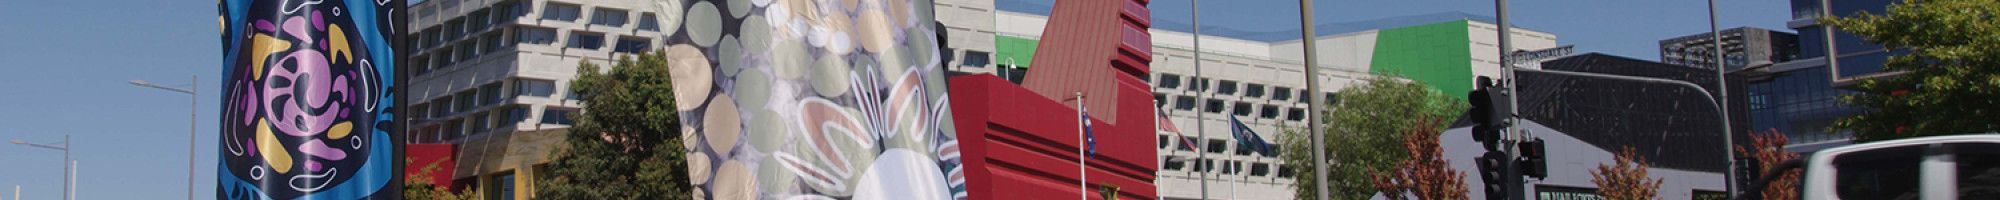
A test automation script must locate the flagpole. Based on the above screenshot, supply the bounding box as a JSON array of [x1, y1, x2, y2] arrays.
[[1189, 0, 1211, 199], [1076, 92, 1088, 200]]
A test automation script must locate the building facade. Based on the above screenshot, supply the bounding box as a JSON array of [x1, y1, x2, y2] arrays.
[[992, 2, 1558, 199], [1658, 27, 1800, 71], [1727, 0, 1901, 151]]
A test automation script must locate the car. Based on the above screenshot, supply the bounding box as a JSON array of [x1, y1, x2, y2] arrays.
[[1739, 134, 2000, 200]]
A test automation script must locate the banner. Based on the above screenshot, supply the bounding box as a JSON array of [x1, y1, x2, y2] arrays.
[[217, 0, 403, 199], [667, 0, 961, 199]]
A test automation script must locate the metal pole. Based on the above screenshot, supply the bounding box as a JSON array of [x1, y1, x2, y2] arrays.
[[189, 75, 199, 200], [1495, 0, 1527, 199], [1076, 92, 1087, 200], [63, 135, 70, 200], [1296, 0, 1329, 200], [1190, 0, 1211, 199], [1705, 1, 1739, 197], [68, 160, 75, 200]]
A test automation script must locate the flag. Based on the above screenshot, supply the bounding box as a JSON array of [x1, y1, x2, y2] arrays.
[[1082, 103, 1096, 159], [1229, 116, 1272, 155], [1157, 109, 1198, 151]]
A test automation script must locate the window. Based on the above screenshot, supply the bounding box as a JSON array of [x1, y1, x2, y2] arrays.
[[410, 33, 428, 50], [515, 27, 557, 45], [1178, 136, 1197, 151], [962, 51, 990, 68], [481, 32, 507, 53], [1206, 139, 1226, 153], [1217, 80, 1239, 95], [1234, 141, 1253, 155], [423, 28, 443, 49], [1232, 102, 1252, 116], [566, 31, 604, 49], [1250, 163, 1271, 176], [1245, 84, 1265, 98], [1297, 89, 1311, 103], [443, 119, 464, 137], [1272, 87, 1292, 101], [1259, 105, 1280, 119], [1205, 99, 1225, 113], [430, 98, 452, 117], [494, 172, 516, 200], [493, 1, 528, 22], [411, 55, 432, 75], [411, 103, 430, 119], [434, 48, 455, 66], [637, 13, 660, 31], [541, 108, 577, 125], [1157, 74, 1182, 89], [466, 10, 491, 31], [515, 79, 556, 97], [480, 82, 505, 105], [1324, 93, 1339, 105], [540, 3, 581, 22], [1287, 108, 1306, 121], [456, 90, 479, 111], [443, 19, 465, 41], [1174, 96, 1197, 111], [1187, 77, 1209, 92], [590, 8, 628, 27], [613, 37, 650, 54], [454, 41, 478, 61], [1157, 135, 1170, 149], [1277, 166, 1293, 178], [504, 106, 530, 124], [1153, 93, 1168, 108], [1163, 159, 1186, 170], [470, 112, 490, 133]]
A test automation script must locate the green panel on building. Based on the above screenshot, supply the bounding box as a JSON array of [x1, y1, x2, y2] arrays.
[[994, 35, 1040, 69], [1369, 20, 1473, 100]]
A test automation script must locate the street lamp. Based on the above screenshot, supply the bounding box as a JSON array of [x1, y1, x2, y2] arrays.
[[129, 76, 197, 200], [11, 135, 69, 200]]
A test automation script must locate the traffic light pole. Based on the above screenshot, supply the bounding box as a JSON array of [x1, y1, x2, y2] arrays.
[[1494, 0, 1527, 199]]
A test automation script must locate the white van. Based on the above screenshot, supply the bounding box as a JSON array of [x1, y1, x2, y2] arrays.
[[1742, 134, 2000, 200]]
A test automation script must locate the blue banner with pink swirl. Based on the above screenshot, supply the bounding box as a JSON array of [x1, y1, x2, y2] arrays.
[[217, 0, 403, 199]]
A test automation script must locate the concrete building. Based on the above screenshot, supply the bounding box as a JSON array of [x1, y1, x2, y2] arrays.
[[1729, 0, 1903, 151], [1658, 27, 1800, 71], [991, 2, 1558, 199]]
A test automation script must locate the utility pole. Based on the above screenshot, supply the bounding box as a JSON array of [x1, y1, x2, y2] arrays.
[[12, 135, 73, 200], [128, 76, 199, 200], [1705, 0, 1739, 197], [1296, 1, 1329, 200]]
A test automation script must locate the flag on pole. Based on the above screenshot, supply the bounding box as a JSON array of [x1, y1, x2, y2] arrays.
[[1228, 116, 1273, 155], [1083, 103, 1096, 159], [1158, 109, 1198, 151]]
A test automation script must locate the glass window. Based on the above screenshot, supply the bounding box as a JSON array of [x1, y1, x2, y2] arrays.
[[1259, 105, 1280, 119], [1955, 143, 2000, 199], [1833, 146, 1922, 199], [515, 27, 557, 45], [1245, 84, 1265, 98], [1153, 93, 1168, 108], [1178, 136, 1197, 151], [456, 90, 479, 110], [1250, 163, 1271, 176], [1218, 80, 1239, 95], [590, 8, 628, 27], [495, 172, 516, 200], [1174, 96, 1197, 111], [430, 98, 452, 117], [470, 112, 490, 133], [962, 51, 990, 68], [1234, 142, 1252, 155], [480, 82, 505, 105], [1206, 139, 1227, 153], [541, 108, 577, 125], [540, 3, 581, 22], [614, 37, 650, 54], [637, 13, 660, 31], [1324, 93, 1339, 105], [505, 106, 530, 124], [1276, 166, 1293, 178], [454, 42, 477, 62], [443, 119, 464, 137], [1157, 74, 1183, 89], [411, 55, 432, 75], [410, 103, 430, 119], [466, 10, 491, 31], [567, 31, 604, 49], [1205, 99, 1225, 113], [481, 33, 507, 53], [1163, 158, 1186, 170], [1272, 87, 1292, 101], [515, 79, 556, 97], [1157, 135, 1170, 149], [1232, 102, 1253, 116], [1287, 108, 1306, 121]]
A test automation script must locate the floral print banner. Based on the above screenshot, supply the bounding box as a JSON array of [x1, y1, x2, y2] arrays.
[[664, 0, 961, 199], [216, 0, 402, 199]]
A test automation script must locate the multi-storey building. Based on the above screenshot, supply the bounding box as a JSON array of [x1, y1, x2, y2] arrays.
[[1731, 0, 1901, 151], [992, 2, 1558, 199], [1658, 27, 1800, 71]]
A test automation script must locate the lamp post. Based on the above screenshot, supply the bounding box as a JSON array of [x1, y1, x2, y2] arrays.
[[11, 135, 69, 200], [129, 76, 197, 200]]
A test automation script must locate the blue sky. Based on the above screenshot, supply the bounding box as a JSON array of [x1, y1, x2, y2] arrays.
[[0, 0, 1787, 199]]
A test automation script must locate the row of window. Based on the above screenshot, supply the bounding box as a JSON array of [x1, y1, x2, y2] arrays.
[[539, 2, 660, 31], [1161, 157, 1291, 178], [1155, 73, 1335, 105], [1156, 93, 1312, 121], [1157, 135, 1284, 158], [410, 26, 653, 77]]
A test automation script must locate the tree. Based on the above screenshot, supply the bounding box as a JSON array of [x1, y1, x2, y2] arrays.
[[1370, 116, 1470, 200], [1735, 129, 1800, 200], [404, 159, 478, 200], [1824, 0, 2000, 141], [1281, 77, 1468, 200], [1592, 147, 1664, 200], [535, 51, 692, 200]]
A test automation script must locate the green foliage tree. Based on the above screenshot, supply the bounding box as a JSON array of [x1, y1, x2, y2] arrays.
[[1824, 0, 2000, 141], [1281, 77, 1467, 200], [535, 51, 692, 200], [404, 159, 479, 200]]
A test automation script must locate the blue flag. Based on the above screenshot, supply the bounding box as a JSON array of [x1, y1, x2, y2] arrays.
[[1229, 116, 1272, 155], [1083, 104, 1096, 159]]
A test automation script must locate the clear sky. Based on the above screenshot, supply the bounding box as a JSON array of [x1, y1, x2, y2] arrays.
[[0, 0, 1788, 199]]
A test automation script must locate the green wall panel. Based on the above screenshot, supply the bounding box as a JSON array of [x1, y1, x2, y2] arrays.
[[994, 35, 1040, 69], [1369, 20, 1473, 100]]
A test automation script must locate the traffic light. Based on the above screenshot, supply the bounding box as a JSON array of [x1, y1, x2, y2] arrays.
[[1468, 76, 1510, 151], [1518, 138, 1547, 179], [1476, 151, 1509, 199]]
